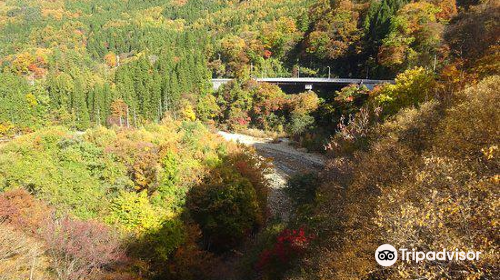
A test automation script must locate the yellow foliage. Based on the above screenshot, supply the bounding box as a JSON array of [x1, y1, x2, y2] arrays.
[[472, 45, 500, 77], [374, 67, 435, 116], [11, 52, 34, 74], [25, 93, 38, 107], [104, 52, 117, 68], [0, 122, 14, 136], [180, 102, 197, 121], [42, 8, 64, 20], [288, 91, 320, 115], [133, 7, 170, 28], [106, 191, 167, 233], [315, 76, 500, 279]]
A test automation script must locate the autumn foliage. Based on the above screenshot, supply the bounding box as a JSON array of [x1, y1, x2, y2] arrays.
[[0, 189, 127, 280], [186, 151, 269, 252], [256, 228, 314, 278], [0, 0, 498, 279], [41, 217, 125, 280], [303, 76, 499, 280]]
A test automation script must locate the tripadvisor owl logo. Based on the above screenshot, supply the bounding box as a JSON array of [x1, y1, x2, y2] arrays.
[[375, 244, 398, 266]]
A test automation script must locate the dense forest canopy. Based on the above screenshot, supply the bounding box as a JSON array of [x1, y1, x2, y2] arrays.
[[0, 0, 498, 279], [1, 0, 496, 136], [1, 0, 495, 135]]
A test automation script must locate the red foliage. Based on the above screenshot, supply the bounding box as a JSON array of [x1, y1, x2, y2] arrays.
[[27, 63, 47, 78], [36, 55, 47, 66], [41, 216, 126, 280], [263, 49, 272, 59], [0, 191, 130, 279], [34, 67, 47, 78], [27, 63, 38, 72], [237, 116, 251, 126], [255, 228, 313, 271], [0, 189, 51, 234]]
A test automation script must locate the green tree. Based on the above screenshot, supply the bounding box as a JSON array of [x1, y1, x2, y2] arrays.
[[186, 163, 262, 252]]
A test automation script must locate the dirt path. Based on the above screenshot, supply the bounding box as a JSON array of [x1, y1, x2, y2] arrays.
[[218, 131, 326, 221]]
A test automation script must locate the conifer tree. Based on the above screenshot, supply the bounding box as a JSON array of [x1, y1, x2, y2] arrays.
[[73, 78, 90, 130]]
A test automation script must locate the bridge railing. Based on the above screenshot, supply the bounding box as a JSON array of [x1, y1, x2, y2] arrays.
[[212, 77, 394, 84]]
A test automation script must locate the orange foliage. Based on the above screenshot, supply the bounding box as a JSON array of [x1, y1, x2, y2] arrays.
[[104, 52, 118, 67], [33, 67, 48, 79], [472, 45, 500, 77], [170, 0, 188, 7], [108, 99, 129, 127], [104, 135, 160, 192], [166, 224, 222, 280], [377, 45, 406, 67], [434, 0, 457, 20], [0, 189, 51, 234]]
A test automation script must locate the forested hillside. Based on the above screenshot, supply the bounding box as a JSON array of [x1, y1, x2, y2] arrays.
[[0, 0, 499, 279], [2, 0, 493, 134]]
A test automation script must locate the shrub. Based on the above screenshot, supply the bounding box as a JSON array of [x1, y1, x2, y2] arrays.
[[333, 85, 369, 116], [127, 216, 186, 270], [0, 224, 50, 280], [286, 173, 320, 207], [179, 100, 197, 121], [224, 151, 271, 221], [255, 227, 313, 279], [215, 80, 253, 131], [196, 93, 219, 122], [106, 191, 166, 233], [164, 224, 222, 280], [373, 67, 435, 117], [216, 80, 290, 131], [103, 135, 160, 192], [444, 0, 500, 77], [287, 91, 320, 115], [248, 81, 287, 130], [285, 91, 320, 136], [0, 117, 261, 278], [231, 222, 286, 279], [0, 189, 51, 233], [325, 106, 381, 156], [104, 52, 117, 68], [433, 75, 500, 160], [312, 76, 499, 279], [41, 216, 125, 280], [286, 112, 315, 136], [0, 122, 15, 137], [0, 128, 123, 219], [186, 162, 262, 252]]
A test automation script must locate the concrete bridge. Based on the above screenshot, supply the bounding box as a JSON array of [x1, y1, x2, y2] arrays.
[[212, 77, 394, 91]]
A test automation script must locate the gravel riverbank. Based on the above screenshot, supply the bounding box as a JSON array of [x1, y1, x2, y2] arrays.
[[218, 131, 326, 222]]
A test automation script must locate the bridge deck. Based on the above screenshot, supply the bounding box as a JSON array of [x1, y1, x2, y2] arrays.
[[256, 77, 392, 84], [212, 77, 393, 84], [211, 77, 394, 90]]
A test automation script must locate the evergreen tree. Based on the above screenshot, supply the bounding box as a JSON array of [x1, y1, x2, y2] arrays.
[[73, 78, 90, 130]]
